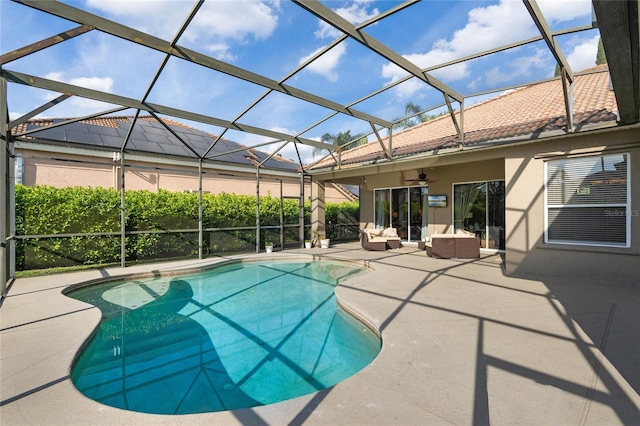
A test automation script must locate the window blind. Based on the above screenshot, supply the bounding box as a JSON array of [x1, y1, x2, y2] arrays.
[[546, 153, 629, 246]]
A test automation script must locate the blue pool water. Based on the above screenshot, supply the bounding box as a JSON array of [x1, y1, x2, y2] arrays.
[[68, 260, 380, 414]]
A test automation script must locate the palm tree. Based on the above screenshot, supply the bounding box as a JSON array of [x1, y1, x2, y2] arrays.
[[393, 101, 444, 130], [312, 130, 368, 156], [405, 101, 430, 123]]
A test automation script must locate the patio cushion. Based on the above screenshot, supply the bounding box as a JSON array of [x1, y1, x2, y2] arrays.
[[382, 227, 398, 237], [362, 228, 401, 251]]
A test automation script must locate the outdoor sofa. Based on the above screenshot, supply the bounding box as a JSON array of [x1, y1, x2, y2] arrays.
[[361, 228, 402, 251], [426, 230, 480, 259]]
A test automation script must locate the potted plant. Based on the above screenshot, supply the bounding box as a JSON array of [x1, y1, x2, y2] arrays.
[[265, 240, 274, 253], [311, 230, 330, 249], [304, 239, 312, 249], [479, 232, 495, 248]]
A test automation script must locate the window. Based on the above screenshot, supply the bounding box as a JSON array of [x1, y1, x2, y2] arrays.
[[545, 153, 629, 247], [14, 155, 23, 185]]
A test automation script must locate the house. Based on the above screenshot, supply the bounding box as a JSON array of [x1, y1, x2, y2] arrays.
[[12, 115, 357, 203], [308, 66, 639, 284]]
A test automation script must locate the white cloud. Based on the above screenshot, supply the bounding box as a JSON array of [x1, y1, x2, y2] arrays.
[[45, 72, 114, 92], [86, 0, 191, 40], [380, 0, 534, 95], [86, 0, 280, 59], [278, 141, 315, 165], [566, 34, 600, 72], [484, 48, 548, 87], [467, 76, 484, 93], [299, 43, 347, 82], [43, 72, 115, 111], [204, 42, 236, 62], [536, 0, 593, 23], [315, 1, 379, 39], [381, 0, 592, 97], [448, 1, 534, 56], [188, 1, 280, 41], [381, 51, 470, 92], [303, 1, 378, 81]]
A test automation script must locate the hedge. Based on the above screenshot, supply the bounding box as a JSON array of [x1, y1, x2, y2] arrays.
[[14, 185, 359, 270]]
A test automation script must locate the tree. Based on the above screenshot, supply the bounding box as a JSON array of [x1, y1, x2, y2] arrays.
[[312, 130, 368, 156], [596, 37, 607, 65], [393, 101, 446, 130]]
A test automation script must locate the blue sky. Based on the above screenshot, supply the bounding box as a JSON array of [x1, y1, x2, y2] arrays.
[[1, 0, 599, 164]]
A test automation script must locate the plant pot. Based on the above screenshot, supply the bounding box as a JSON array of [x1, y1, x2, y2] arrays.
[[304, 241, 312, 249], [320, 239, 330, 249], [265, 245, 273, 253], [480, 239, 496, 249]]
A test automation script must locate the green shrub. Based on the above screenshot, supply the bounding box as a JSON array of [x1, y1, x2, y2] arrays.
[[14, 185, 360, 271]]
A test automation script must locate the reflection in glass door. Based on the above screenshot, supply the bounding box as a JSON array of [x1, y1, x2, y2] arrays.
[[374, 189, 390, 228], [391, 188, 408, 239], [410, 187, 429, 241], [374, 186, 428, 243], [453, 180, 505, 250]]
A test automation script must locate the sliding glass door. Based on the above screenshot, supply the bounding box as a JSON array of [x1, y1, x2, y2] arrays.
[[374, 186, 428, 242], [453, 180, 505, 250], [391, 188, 408, 239], [410, 187, 429, 242], [374, 189, 390, 229]]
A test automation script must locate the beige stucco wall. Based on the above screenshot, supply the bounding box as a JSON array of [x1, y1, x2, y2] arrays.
[[17, 149, 353, 203], [504, 128, 640, 284], [349, 126, 639, 284], [358, 157, 505, 235]]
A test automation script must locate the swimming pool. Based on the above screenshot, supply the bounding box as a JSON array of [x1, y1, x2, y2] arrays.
[[67, 260, 380, 414]]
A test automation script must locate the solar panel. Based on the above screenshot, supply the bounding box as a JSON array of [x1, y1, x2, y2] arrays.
[[66, 130, 103, 146], [23, 116, 297, 171]]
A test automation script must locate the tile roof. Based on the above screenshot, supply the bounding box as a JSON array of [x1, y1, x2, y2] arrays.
[[312, 66, 618, 169], [13, 115, 299, 171]]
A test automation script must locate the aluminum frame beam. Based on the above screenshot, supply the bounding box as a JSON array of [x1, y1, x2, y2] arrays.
[[292, 0, 463, 104], [2, 69, 335, 152], [0, 24, 93, 66], [13, 0, 390, 130], [5, 0, 605, 160], [523, 0, 574, 83], [0, 77, 9, 295], [523, 0, 575, 132]]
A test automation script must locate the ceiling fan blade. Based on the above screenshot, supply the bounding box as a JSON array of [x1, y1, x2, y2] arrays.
[[404, 169, 437, 184]]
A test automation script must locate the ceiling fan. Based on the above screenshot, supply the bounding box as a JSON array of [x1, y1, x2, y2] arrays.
[[405, 169, 437, 186]]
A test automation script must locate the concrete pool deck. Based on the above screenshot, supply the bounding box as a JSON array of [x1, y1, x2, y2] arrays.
[[1, 242, 639, 425]]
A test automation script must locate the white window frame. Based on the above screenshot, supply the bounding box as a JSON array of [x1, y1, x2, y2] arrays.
[[544, 153, 631, 248]]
